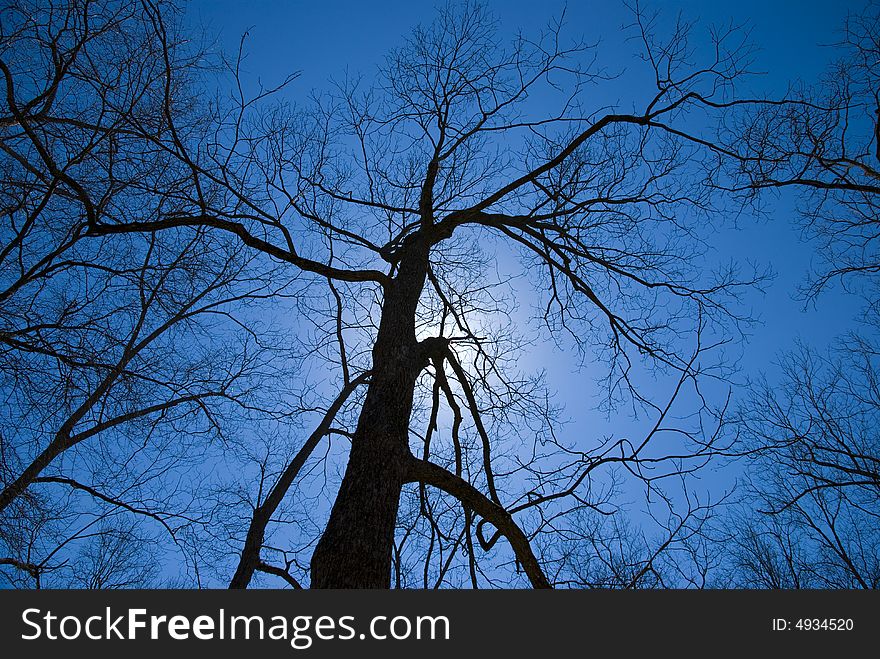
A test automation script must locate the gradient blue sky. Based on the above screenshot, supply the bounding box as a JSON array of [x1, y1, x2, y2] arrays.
[[183, 0, 871, 518], [186, 0, 868, 357]]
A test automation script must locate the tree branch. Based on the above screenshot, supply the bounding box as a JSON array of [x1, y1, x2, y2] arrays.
[[405, 457, 551, 589]]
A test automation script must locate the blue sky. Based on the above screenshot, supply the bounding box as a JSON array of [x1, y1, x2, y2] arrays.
[[186, 0, 868, 356], [182, 0, 872, 568]]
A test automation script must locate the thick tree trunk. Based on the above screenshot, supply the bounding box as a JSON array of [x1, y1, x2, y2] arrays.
[[310, 241, 429, 588]]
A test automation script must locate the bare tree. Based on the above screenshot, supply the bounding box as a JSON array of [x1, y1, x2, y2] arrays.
[[719, 4, 880, 590], [0, 0, 305, 587], [726, 341, 880, 589], [2, 0, 770, 588], [727, 3, 880, 299], [82, 1, 766, 588]]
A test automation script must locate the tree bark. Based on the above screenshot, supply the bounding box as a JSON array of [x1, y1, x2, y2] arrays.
[[309, 239, 430, 588]]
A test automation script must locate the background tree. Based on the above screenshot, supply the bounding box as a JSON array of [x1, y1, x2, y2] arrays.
[[719, 3, 880, 590], [726, 342, 880, 588], [727, 3, 880, 300], [0, 0, 305, 587]]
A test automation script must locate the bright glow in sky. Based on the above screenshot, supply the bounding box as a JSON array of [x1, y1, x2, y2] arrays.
[[183, 0, 873, 565]]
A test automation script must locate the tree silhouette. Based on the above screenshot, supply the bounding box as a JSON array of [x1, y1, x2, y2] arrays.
[[2, 0, 769, 588], [720, 4, 880, 590], [727, 4, 880, 299], [726, 340, 880, 588], [0, 0, 303, 587]]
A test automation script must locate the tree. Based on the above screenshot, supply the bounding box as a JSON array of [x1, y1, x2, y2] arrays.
[[0, 0, 303, 587], [3, 0, 764, 588], [720, 4, 880, 590], [727, 3, 880, 300], [726, 340, 880, 588]]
